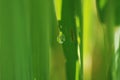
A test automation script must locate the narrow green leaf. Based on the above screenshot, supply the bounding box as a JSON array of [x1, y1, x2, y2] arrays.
[[61, 0, 78, 80]]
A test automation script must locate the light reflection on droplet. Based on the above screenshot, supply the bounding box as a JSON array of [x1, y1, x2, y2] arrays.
[[57, 32, 65, 44]]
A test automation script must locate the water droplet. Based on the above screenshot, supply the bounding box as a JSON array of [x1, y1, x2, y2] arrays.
[[57, 32, 65, 44]]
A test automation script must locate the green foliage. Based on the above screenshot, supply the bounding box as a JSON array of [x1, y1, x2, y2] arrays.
[[0, 0, 51, 79], [0, 0, 120, 80], [60, 0, 78, 79]]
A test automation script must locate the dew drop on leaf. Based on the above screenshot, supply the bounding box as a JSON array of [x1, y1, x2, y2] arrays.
[[57, 32, 65, 44]]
